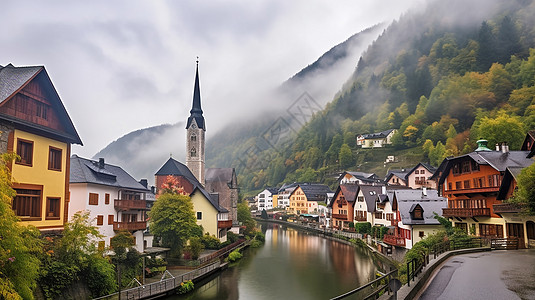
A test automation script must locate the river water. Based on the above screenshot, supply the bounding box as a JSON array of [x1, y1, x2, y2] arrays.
[[170, 222, 389, 300]]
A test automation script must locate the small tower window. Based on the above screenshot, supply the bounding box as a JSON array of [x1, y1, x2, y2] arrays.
[[191, 147, 197, 157], [191, 134, 196, 142]]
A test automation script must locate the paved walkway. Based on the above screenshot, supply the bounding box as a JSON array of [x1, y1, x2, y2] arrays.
[[418, 249, 535, 300]]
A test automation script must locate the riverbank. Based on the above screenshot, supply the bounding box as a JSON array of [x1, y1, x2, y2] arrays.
[[255, 218, 398, 268]]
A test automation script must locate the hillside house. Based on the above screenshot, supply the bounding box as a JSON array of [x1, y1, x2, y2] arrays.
[[69, 156, 151, 252], [405, 162, 437, 189], [385, 169, 408, 186], [357, 129, 396, 148], [0, 64, 83, 232], [338, 171, 381, 185]]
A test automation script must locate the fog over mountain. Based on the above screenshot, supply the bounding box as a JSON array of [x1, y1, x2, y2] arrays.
[[93, 24, 387, 184]]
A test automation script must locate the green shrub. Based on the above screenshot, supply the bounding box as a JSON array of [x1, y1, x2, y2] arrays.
[[226, 231, 239, 244], [227, 250, 243, 262], [250, 240, 262, 248], [379, 226, 389, 239], [84, 255, 117, 297], [184, 237, 204, 260], [201, 234, 221, 249], [348, 222, 355, 229], [254, 231, 265, 243], [350, 238, 367, 248], [177, 280, 194, 294], [355, 222, 371, 234]]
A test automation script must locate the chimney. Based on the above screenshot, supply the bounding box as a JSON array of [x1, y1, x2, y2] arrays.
[[381, 185, 387, 195], [502, 142, 509, 153], [422, 187, 427, 197], [139, 179, 148, 188], [98, 158, 105, 169], [151, 186, 156, 194], [496, 143, 500, 151]]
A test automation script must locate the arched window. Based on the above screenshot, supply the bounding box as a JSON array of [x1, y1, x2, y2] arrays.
[[191, 147, 197, 157], [191, 134, 196, 142]]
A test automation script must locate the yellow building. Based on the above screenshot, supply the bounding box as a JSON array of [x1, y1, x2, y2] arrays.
[[0, 64, 82, 232], [190, 186, 230, 242], [288, 184, 332, 215]]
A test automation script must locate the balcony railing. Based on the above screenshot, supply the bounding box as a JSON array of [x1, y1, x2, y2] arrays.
[[218, 220, 233, 228], [114, 199, 147, 211], [446, 186, 499, 195], [332, 213, 347, 220], [355, 216, 367, 222], [113, 221, 147, 231], [414, 180, 427, 185], [383, 234, 406, 247], [493, 203, 524, 214], [442, 208, 491, 218]]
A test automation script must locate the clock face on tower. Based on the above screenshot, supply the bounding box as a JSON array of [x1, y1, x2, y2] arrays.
[[191, 123, 197, 129]]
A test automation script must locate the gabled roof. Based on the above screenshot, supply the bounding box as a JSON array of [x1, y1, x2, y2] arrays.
[[278, 182, 300, 194], [497, 166, 525, 200], [359, 185, 383, 212], [394, 189, 447, 225], [360, 129, 396, 140], [521, 130, 535, 151], [294, 183, 333, 202], [406, 162, 437, 179], [70, 155, 148, 191], [155, 157, 200, 186], [191, 186, 228, 213], [0, 64, 82, 145], [385, 169, 409, 182], [338, 171, 381, 183], [330, 184, 360, 207], [436, 150, 533, 185], [205, 168, 235, 183]]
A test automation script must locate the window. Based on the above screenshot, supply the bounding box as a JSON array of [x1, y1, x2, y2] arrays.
[[412, 206, 424, 220], [463, 180, 470, 189], [108, 215, 114, 225], [357, 196, 364, 202], [36, 102, 48, 120], [16, 139, 33, 166], [48, 147, 62, 171], [45, 197, 60, 219], [105, 193, 110, 205], [191, 134, 196, 142], [419, 231, 425, 238], [191, 147, 197, 157], [462, 161, 471, 173], [448, 183, 452, 190], [455, 181, 462, 189], [415, 170, 419, 174], [89, 193, 99, 205], [97, 215, 104, 226], [453, 163, 460, 175], [197, 212, 202, 220], [13, 187, 42, 219]]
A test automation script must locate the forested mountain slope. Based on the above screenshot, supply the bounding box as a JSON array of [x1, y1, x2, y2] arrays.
[[222, 0, 535, 194]]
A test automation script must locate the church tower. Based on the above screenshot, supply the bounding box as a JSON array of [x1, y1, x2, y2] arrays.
[[186, 61, 206, 185]]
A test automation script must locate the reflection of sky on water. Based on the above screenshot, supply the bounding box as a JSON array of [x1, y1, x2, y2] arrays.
[[172, 223, 385, 300]]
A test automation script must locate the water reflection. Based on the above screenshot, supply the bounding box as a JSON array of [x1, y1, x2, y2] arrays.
[[172, 222, 387, 300]]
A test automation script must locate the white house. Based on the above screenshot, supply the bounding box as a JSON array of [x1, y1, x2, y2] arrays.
[[255, 188, 278, 211], [69, 155, 152, 252], [357, 129, 397, 148]]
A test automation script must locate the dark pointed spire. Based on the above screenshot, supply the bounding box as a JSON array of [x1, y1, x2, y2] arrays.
[[186, 59, 205, 130]]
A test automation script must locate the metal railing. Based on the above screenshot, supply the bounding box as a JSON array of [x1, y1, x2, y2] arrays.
[[93, 261, 221, 300], [407, 251, 429, 287], [491, 237, 519, 250], [330, 269, 398, 300]]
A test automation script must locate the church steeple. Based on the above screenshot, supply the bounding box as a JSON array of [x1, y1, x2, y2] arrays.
[[186, 60, 205, 130], [186, 59, 206, 185]]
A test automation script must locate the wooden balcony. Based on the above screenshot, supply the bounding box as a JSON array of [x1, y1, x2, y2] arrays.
[[383, 234, 406, 247], [332, 213, 347, 220], [114, 199, 147, 211], [113, 221, 147, 231], [354, 216, 367, 222], [218, 220, 233, 228], [442, 208, 490, 218], [493, 203, 524, 214], [446, 186, 499, 196]]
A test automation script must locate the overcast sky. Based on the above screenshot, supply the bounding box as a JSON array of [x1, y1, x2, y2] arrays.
[[1, 0, 422, 158]]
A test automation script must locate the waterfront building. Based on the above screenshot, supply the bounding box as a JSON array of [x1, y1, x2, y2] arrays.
[[432, 140, 532, 243], [205, 168, 239, 230], [287, 183, 333, 215], [382, 189, 447, 250], [255, 187, 278, 211], [354, 185, 383, 226], [330, 184, 360, 230], [0, 64, 82, 232], [277, 183, 298, 209], [69, 156, 152, 252]]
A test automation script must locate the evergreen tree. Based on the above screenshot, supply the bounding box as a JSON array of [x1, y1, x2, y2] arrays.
[[476, 21, 497, 71], [496, 16, 521, 65], [339, 144, 355, 170]]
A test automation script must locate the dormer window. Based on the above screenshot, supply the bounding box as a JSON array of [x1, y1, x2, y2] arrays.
[[410, 204, 424, 220]]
